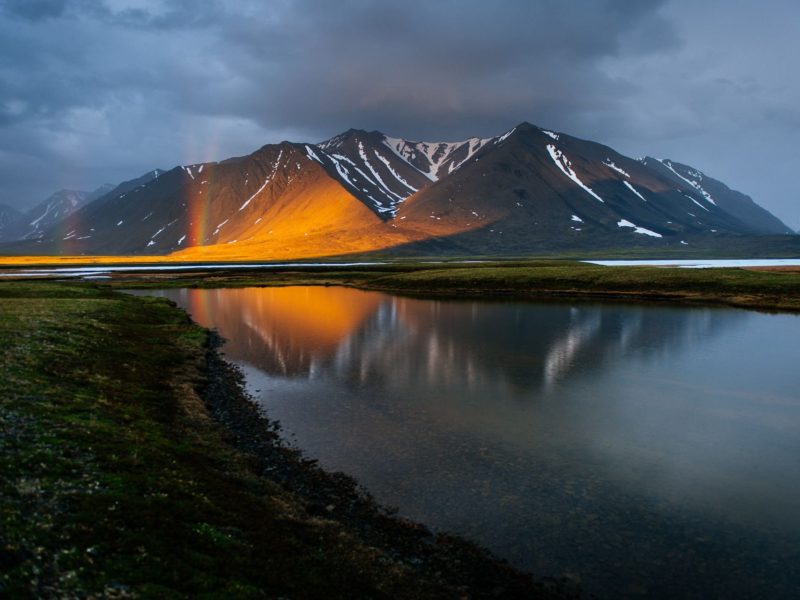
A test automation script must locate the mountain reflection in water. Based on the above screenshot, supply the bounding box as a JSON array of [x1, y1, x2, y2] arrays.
[[170, 286, 739, 394], [138, 286, 800, 599]]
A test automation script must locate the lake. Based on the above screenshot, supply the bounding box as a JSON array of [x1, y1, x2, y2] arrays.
[[139, 286, 800, 598]]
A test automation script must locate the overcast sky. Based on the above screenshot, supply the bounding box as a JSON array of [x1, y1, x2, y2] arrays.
[[1, 0, 798, 228]]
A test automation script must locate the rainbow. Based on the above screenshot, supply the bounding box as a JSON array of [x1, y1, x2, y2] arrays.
[[54, 209, 86, 255], [181, 126, 225, 249], [187, 186, 209, 247]]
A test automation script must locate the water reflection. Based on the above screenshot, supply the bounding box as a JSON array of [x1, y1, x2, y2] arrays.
[[167, 286, 742, 396], [141, 286, 800, 599], [176, 287, 382, 376]]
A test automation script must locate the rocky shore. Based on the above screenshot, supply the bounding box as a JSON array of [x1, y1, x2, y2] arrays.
[[201, 331, 578, 598]]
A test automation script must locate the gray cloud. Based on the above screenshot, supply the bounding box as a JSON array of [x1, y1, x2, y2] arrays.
[[1, 0, 67, 21], [0, 0, 797, 229], [208, 0, 677, 138]]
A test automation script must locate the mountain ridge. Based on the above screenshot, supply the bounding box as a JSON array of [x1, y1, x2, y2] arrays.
[[0, 184, 118, 243], [1, 122, 794, 259]]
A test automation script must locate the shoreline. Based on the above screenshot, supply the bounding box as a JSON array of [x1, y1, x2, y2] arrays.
[[0, 281, 573, 598], [91, 261, 800, 313], [1, 259, 800, 314], [201, 331, 575, 598]]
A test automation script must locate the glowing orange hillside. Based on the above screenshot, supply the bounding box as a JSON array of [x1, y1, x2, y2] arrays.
[[172, 165, 427, 261]]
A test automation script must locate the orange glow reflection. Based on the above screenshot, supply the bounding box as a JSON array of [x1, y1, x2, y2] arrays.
[[181, 286, 383, 376]]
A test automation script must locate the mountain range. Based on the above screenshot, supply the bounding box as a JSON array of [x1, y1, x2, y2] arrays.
[[0, 184, 115, 243], [1, 122, 794, 259]]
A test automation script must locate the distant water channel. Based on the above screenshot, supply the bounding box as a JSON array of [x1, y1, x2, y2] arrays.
[[138, 287, 800, 599]]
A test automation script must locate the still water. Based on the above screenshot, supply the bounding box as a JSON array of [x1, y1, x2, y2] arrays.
[[142, 287, 800, 598]]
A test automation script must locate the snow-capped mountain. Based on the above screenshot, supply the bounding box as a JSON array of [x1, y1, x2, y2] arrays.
[[641, 158, 790, 235], [313, 128, 518, 218], [13, 184, 116, 241], [315, 129, 432, 216], [2, 123, 794, 259], [25, 190, 90, 240]]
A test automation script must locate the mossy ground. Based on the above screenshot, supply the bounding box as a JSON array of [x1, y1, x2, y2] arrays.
[[0, 281, 558, 599], [364, 263, 800, 311]]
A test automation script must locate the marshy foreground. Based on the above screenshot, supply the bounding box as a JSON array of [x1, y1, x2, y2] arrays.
[[2, 261, 800, 598], [0, 281, 570, 598]]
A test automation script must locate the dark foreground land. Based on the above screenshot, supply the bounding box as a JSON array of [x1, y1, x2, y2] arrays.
[[2, 262, 800, 597], [0, 281, 572, 599]]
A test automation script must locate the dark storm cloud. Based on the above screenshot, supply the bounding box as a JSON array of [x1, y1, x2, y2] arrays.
[[0, 0, 797, 228], [1, 0, 68, 21], [208, 0, 678, 139]]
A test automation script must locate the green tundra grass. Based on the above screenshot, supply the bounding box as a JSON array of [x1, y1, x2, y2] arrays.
[[109, 261, 800, 312], [0, 281, 553, 599]]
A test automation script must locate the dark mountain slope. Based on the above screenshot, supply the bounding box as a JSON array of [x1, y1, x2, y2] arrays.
[[1, 122, 793, 259], [646, 159, 792, 235], [392, 123, 777, 254]]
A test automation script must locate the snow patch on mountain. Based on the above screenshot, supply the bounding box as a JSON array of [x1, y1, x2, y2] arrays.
[[357, 142, 404, 201], [29, 203, 57, 228], [684, 194, 710, 212], [623, 181, 647, 202], [546, 145, 604, 203], [384, 138, 455, 180], [213, 219, 229, 236], [373, 150, 418, 193], [603, 159, 630, 178], [29, 193, 81, 227], [660, 160, 717, 206], [330, 153, 356, 166], [617, 219, 662, 237], [239, 150, 283, 211], [327, 153, 360, 191], [495, 127, 516, 144], [305, 145, 323, 163], [383, 135, 494, 181], [353, 166, 378, 187]]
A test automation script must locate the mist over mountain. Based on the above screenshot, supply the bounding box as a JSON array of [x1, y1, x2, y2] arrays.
[[0, 204, 24, 243], [0, 184, 116, 242], [2, 123, 794, 259]]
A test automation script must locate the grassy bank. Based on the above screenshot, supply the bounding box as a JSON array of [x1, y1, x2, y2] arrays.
[[106, 261, 800, 313], [0, 281, 561, 598], [364, 263, 800, 312]]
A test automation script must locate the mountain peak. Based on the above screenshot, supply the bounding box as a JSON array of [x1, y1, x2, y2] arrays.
[[500, 122, 566, 143], [514, 121, 539, 132], [320, 128, 383, 148]]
